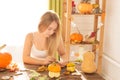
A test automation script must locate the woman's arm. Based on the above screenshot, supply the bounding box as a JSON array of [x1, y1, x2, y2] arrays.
[[23, 33, 55, 65], [58, 37, 69, 62], [23, 33, 44, 65]]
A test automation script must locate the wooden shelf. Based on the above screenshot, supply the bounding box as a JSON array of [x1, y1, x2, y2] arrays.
[[70, 40, 99, 46], [62, 0, 106, 74], [72, 13, 102, 16]]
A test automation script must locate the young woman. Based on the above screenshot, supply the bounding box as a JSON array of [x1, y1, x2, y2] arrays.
[[23, 11, 68, 66]]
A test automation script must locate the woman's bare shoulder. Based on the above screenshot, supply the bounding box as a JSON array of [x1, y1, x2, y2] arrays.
[[25, 32, 34, 40]]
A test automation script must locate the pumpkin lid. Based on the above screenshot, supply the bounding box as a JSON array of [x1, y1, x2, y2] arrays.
[[67, 62, 75, 67], [48, 62, 61, 72]]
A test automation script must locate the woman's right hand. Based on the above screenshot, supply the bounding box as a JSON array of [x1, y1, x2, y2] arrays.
[[44, 56, 56, 65]]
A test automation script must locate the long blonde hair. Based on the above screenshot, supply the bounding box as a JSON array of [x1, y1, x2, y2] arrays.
[[38, 11, 62, 56]]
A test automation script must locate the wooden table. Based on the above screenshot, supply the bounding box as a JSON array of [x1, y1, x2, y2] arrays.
[[75, 64, 105, 80], [84, 73, 105, 80], [24, 63, 84, 80], [0, 63, 105, 80]]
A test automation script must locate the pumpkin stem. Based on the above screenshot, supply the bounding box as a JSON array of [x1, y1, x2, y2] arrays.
[[0, 44, 6, 50], [81, 0, 91, 3], [52, 62, 57, 65], [76, 26, 81, 34]]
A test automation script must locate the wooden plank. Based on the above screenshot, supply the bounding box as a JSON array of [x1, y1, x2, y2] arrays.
[[62, 0, 67, 41], [65, 0, 72, 60], [97, 0, 106, 74], [92, 0, 99, 62]]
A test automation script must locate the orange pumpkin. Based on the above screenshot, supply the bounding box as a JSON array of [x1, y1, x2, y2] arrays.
[[0, 52, 12, 68], [78, 2, 93, 14], [48, 62, 61, 72], [70, 33, 83, 43]]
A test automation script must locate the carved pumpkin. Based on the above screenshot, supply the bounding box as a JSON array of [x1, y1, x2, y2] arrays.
[[0, 52, 12, 68], [78, 2, 93, 14], [70, 33, 83, 44], [66, 62, 75, 72], [81, 51, 97, 73], [48, 62, 61, 72], [48, 62, 61, 78]]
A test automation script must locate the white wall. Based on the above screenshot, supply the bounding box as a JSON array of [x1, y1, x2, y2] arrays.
[[0, 0, 48, 62], [101, 0, 120, 80], [0, 0, 48, 46]]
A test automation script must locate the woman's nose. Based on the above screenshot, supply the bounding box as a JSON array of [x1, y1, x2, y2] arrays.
[[50, 31, 55, 35]]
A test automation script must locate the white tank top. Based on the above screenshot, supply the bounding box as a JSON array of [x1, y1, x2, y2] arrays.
[[30, 44, 48, 59], [30, 33, 48, 59]]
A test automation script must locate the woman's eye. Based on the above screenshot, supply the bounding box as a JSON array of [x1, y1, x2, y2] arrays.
[[48, 28, 52, 30], [47, 27, 56, 32], [53, 30, 56, 32]]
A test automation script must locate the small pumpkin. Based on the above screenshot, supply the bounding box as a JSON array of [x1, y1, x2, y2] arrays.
[[0, 44, 12, 68], [48, 62, 61, 78], [48, 62, 61, 72], [66, 62, 75, 72], [81, 51, 97, 73], [70, 33, 83, 44], [78, 2, 93, 14], [0, 52, 12, 68]]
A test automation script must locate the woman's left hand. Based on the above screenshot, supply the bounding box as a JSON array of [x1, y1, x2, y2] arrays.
[[58, 61, 68, 67]]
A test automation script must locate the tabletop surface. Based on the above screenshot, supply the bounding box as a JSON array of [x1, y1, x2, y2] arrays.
[[0, 63, 105, 80]]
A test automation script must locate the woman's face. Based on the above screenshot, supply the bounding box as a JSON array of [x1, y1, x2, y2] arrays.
[[43, 21, 58, 38]]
